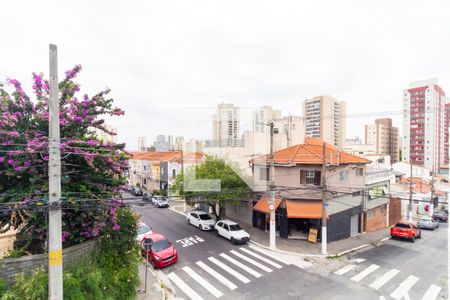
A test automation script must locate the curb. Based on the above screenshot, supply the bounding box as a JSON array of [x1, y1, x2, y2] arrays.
[[249, 235, 391, 258], [145, 265, 169, 300], [168, 207, 186, 217]]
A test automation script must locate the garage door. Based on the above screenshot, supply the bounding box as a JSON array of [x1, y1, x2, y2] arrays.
[[350, 214, 359, 236]]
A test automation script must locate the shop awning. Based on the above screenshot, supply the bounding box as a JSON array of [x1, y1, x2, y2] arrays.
[[285, 200, 323, 219], [253, 196, 282, 214]]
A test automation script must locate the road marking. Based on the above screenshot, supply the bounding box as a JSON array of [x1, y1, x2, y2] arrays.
[[239, 248, 282, 269], [351, 264, 380, 282], [182, 266, 223, 298], [421, 284, 442, 300], [230, 250, 273, 273], [353, 258, 366, 263], [334, 264, 356, 276], [208, 257, 250, 283], [196, 261, 237, 290], [369, 269, 400, 290], [248, 245, 290, 265], [168, 272, 204, 300], [176, 235, 205, 248], [219, 253, 262, 278], [390, 275, 419, 300]]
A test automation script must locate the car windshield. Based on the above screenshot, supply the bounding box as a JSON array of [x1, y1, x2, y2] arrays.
[[199, 214, 212, 220], [420, 218, 432, 222], [151, 239, 171, 252], [138, 224, 151, 235], [229, 224, 242, 231], [395, 223, 410, 229]]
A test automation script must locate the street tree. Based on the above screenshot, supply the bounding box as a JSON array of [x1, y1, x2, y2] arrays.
[[0, 65, 129, 252], [172, 155, 249, 220]]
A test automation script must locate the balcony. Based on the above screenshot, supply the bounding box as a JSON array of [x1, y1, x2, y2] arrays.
[[365, 168, 394, 185]]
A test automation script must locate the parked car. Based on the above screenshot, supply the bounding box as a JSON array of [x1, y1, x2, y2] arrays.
[[417, 217, 439, 230], [141, 233, 178, 268], [133, 187, 143, 196], [155, 197, 169, 208], [186, 211, 216, 231], [152, 195, 165, 205], [136, 222, 153, 242], [433, 211, 448, 223], [143, 193, 153, 202], [390, 222, 421, 242], [214, 219, 250, 244]]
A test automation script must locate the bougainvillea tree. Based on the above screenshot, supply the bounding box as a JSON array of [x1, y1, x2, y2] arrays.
[[0, 65, 129, 252]]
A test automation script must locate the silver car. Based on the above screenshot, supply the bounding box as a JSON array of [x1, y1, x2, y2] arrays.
[[417, 217, 439, 230]]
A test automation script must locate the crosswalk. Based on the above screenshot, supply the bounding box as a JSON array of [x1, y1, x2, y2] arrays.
[[334, 261, 445, 300], [167, 246, 290, 299]]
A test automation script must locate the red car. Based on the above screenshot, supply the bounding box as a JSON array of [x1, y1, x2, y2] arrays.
[[141, 233, 178, 268], [390, 222, 421, 242]]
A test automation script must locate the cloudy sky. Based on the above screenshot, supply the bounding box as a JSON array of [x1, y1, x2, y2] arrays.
[[1, 0, 449, 150]]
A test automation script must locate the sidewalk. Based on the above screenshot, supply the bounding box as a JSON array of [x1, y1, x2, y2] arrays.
[[244, 226, 390, 257], [137, 263, 165, 300]]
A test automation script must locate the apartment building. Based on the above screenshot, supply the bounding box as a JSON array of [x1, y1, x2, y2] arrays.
[[402, 78, 446, 173], [445, 102, 450, 165], [212, 103, 240, 147], [365, 118, 399, 163], [303, 95, 346, 149], [253, 106, 281, 133]]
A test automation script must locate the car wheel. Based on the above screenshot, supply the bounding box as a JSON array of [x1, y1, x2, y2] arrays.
[[231, 237, 236, 245], [411, 236, 415, 243], [418, 231, 422, 239], [215, 229, 220, 237], [150, 260, 155, 268], [198, 224, 202, 230], [187, 219, 190, 225]]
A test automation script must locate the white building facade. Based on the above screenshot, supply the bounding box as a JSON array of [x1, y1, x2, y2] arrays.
[[212, 103, 240, 147]]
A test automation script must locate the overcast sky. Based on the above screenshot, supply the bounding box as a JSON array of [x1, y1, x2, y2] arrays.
[[1, 0, 449, 150]]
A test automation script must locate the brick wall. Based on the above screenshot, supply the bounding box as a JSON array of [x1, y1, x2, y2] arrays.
[[389, 197, 402, 226], [0, 239, 97, 284], [366, 204, 387, 232]]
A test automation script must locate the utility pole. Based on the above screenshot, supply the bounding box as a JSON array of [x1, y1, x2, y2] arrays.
[[48, 44, 63, 300], [321, 142, 327, 255], [409, 161, 413, 222], [429, 171, 435, 217], [269, 122, 276, 249]]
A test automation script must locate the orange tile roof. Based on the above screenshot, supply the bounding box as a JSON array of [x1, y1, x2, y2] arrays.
[[251, 139, 370, 165], [131, 151, 203, 163]]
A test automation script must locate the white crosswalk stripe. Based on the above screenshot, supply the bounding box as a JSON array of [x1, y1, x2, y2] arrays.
[[390, 275, 419, 300], [219, 253, 262, 278], [248, 245, 290, 265], [182, 266, 223, 298], [369, 269, 400, 290], [239, 248, 282, 269], [168, 272, 204, 300], [230, 250, 273, 273], [334, 264, 356, 276], [196, 261, 237, 290], [351, 264, 380, 282], [353, 258, 366, 263], [208, 257, 250, 283], [421, 284, 442, 300]]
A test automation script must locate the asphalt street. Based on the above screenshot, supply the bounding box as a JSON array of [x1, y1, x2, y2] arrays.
[[132, 199, 384, 300]]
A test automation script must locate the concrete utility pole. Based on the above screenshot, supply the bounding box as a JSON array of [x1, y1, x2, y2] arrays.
[[409, 161, 413, 222], [269, 122, 276, 249], [321, 142, 327, 255], [48, 44, 63, 300], [429, 171, 434, 217]]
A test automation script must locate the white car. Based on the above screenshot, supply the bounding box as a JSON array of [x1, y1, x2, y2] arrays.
[[186, 211, 216, 231], [136, 222, 153, 243], [214, 219, 250, 244]]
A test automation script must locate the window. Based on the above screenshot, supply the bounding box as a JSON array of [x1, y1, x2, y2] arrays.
[[367, 210, 376, 219], [306, 170, 315, 184], [172, 169, 176, 177], [355, 168, 363, 176], [339, 170, 348, 181], [259, 166, 269, 181], [143, 178, 147, 185], [143, 165, 147, 171]]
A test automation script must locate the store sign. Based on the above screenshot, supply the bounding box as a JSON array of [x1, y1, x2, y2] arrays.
[[308, 228, 318, 243]]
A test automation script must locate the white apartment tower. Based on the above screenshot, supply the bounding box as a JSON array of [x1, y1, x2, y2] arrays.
[[303, 95, 346, 149], [212, 103, 240, 147], [402, 78, 446, 173], [253, 106, 281, 133]]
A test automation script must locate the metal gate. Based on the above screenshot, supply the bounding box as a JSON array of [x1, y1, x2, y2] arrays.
[[350, 214, 359, 236]]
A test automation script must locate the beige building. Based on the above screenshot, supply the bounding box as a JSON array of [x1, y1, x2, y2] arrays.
[[212, 103, 240, 147], [93, 125, 117, 144], [365, 118, 399, 164], [253, 105, 281, 133], [303, 95, 346, 149]]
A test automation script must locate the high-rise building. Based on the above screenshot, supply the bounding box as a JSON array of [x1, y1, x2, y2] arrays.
[[137, 136, 147, 152], [253, 106, 281, 133], [402, 78, 446, 173], [445, 101, 450, 165], [303, 95, 346, 149], [174, 136, 184, 150], [167, 135, 174, 150], [365, 118, 399, 163], [212, 103, 240, 147], [153, 135, 169, 152]]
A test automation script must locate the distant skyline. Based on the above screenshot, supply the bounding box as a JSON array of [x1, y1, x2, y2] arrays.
[[1, 1, 449, 151]]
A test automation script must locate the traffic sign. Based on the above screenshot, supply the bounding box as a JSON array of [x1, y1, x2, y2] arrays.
[[269, 204, 275, 210]]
